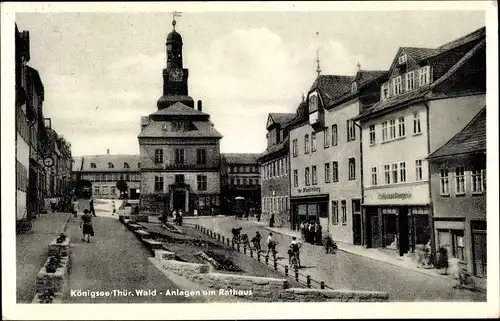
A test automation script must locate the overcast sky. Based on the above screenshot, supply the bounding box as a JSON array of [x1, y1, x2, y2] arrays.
[[16, 11, 485, 156]]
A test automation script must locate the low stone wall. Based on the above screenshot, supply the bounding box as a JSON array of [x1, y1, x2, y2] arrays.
[[161, 259, 211, 279], [279, 288, 389, 302], [35, 255, 70, 295], [48, 238, 71, 257]]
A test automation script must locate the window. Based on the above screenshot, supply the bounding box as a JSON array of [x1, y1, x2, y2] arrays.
[[304, 134, 310, 154], [331, 125, 338, 146], [341, 200, 347, 225], [398, 117, 406, 137], [154, 176, 164, 192], [243, 178, 247, 185], [197, 175, 207, 190], [325, 163, 331, 183], [399, 162, 406, 182], [371, 167, 378, 186], [440, 169, 449, 195], [351, 82, 357, 93], [413, 111, 422, 134], [311, 132, 317, 152], [391, 163, 398, 183], [312, 166, 317, 185], [293, 169, 298, 187], [471, 169, 485, 193], [324, 127, 329, 148], [111, 186, 116, 196], [175, 174, 184, 184], [93, 186, 100, 195], [455, 167, 465, 195], [108, 162, 114, 169], [381, 83, 389, 100], [419, 66, 430, 86], [415, 160, 423, 181], [381, 121, 388, 141], [230, 178, 235, 185], [305, 167, 310, 186], [175, 149, 185, 164], [393, 76, 402, 95], [277, 160, 281, 176], [348, 158, 356, 180], [406, 71, 415, 91], [352, 199, 361, 215], [332, 201, 339, 225], [440, 230, 466, 262], [102, 186, 109, 194], [384, 164, 391, 184], [197, 149, 206, 165], [332, 162, 338, 182], [292, 139, 298, 157], [273, 161, 276, 177], [236, 178, 241, 185], [90, 163, 96, 168], [389, 119, 396, 139], [154, 149, 163, 164], [398, 53, 407, 64], [123, 162, 129, 168], [347, 119, 356, 141], [369, 125, 376, 145]]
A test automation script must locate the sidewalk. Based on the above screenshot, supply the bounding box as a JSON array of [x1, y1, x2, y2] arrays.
[[255, 221, 451, 281], [16, 212, 72, 303], [64, 215, 200, 303]]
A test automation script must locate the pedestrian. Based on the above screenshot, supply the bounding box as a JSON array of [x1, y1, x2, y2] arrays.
[[267, 232, 276, 258], [300, 221, 305, 239], [80, 209, 95, 243], [71, 198, 79, 218], [89, 199, 96, 217], [269, 214, 275, 228], [316, 223, 322, 245], [112, 201, 116, 215], [307, 221, 314, 243]]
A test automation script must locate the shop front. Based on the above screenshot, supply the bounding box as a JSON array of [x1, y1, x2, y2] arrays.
[[363, 183, 432, 256], [290, 187, 329, 231]]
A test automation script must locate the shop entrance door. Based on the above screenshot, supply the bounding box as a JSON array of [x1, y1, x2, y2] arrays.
[[353, 214, 362, 245], [398, 207, 409, 256], [367, 212, 381, 248], [173, 190, 186, 213]]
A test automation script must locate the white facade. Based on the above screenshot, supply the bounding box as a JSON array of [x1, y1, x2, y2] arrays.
[[361, 103, 430, 206]]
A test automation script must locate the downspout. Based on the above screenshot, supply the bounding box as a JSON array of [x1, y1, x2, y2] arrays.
[[354, 118, 364, 247], [424, 101, 437, 265]]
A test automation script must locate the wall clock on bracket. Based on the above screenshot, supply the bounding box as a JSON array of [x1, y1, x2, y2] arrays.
[[169, 67, 183, 82], [43, 156, 54, 168]]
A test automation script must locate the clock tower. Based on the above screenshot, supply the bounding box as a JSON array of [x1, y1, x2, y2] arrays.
[[157, 17, 194, 110]]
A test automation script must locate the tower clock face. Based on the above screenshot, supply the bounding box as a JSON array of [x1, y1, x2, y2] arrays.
[[169, 68, 183, 82]]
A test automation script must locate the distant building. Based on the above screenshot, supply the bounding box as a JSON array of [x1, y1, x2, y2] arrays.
[[221, 153, 261, 216], [137, 19, 223, 216], [72, 151, 141, 199], [428, 107, 486, 286], [258, 112, 295, 228], [355, 27, 485, 257]]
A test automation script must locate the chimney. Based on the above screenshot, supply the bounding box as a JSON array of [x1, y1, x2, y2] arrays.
[[197, 100, 202, 112], [107, 149, 110, 155]]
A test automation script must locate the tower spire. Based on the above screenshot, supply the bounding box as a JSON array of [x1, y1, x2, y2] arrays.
[[172, 11, 182, 31], [316, 49, 321, 77], [357, 61, 361, 71]]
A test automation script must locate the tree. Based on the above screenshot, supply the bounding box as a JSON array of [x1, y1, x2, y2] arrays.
[[116, 179, 128, 199]]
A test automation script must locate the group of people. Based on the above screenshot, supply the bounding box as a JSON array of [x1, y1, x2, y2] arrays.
[[299, 221, 323, 245]]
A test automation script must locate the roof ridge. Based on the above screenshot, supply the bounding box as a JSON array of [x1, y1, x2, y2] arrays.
[[437, 26, 486, 50]]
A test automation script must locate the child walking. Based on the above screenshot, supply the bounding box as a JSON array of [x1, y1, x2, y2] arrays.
[[80, 209, 95, 243]]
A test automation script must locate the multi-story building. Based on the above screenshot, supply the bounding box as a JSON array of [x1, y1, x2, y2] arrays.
[[220, 153, 261, 216], [15, 24, 35, 221], [355, 27, 485, 257], [258, 112, 295, 228], [138, 19, 223, 216], [72, 151, 141, 199], [428, 107, 486, 287]]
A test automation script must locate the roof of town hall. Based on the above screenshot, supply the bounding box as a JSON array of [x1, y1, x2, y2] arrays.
[[149, 102, 209, 117], [355, 29, 486, 121], [428, 107, 486, 159], [72, 155, 141, 172], [222, 153, 261, 165]]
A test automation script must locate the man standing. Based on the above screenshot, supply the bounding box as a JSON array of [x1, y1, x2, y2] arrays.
[[267, 232, 276, 258], [89, 199, 97, 217]]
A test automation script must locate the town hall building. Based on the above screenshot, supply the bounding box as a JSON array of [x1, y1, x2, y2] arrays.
[[138, 18, 223, 216]]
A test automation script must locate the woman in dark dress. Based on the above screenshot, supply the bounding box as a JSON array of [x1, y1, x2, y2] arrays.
[[80, 209, 95, 243]]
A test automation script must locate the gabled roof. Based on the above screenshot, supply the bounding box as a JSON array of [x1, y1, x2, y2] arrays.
[[138, 120, 223, 139], [328, 70, 388, 108], [437, 27, 486, 51], [428, 107, 486, 159], [75, 154, 141, 172], [222, 153, 261, 165], [309, 75, 355, 107], [150, 102, 208, 117], [267, 113, 295, 129]]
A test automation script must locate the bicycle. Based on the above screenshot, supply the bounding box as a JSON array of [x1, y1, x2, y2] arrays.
[[290, 252, 300, 270]]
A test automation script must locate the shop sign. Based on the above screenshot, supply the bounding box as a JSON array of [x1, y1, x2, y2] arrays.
[[377, 192, 412, 200], [297, 186, 320, 194]]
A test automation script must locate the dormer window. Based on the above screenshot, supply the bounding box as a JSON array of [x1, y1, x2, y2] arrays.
[[398, 53, 407, 65], [381, 83, 389, 100], [90, 163, 97, 169], [308, 92, 320, 125], [351, 82, 357, 93], [393, 76, 403, 95], [419, 66, 430, 86], [108, 162, 114, 169], [123, 162, 130, 168], [162, 124, 169, 131]]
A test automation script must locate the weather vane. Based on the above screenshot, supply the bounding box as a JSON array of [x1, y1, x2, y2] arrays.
[[357, 61, 362, 71], [172, 11, 182, 30], [315, 31, 321, 77]]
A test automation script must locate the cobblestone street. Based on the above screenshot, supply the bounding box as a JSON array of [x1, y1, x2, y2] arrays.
[[187, 217, 486, 302]]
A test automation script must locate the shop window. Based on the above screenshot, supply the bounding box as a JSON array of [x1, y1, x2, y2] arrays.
[[382, 208, 398, 249], [332, 201, 338, 225]]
